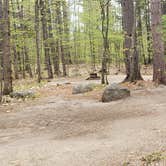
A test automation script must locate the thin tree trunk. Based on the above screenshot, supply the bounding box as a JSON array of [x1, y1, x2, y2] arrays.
[[13, 46, 19, 79], [145, 0, 153, 64], [11, 0, 19, 79], [56, 1, 67, 76], [100, 0, 110, 84], [62, 0, 72, 65], [88, 0, 96, 72], [40, 0, 53, 79], [47, 0, 60, 76], [137, 1, 146, 65], [35, 0, 41, 83], [24, 46, 33, 78]]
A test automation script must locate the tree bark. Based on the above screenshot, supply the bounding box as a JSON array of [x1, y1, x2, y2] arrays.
[[47, 0, 60, 76], [55, 1, 67, 76], [145, 0, 153, 64], [100, 0, 110, 84], [35, 0, 42, 83], [40, 0, 53, 79], [151, 0, 166, 84], [121, 0, 142, 82], [2, 0, 13, 95], [62, 0, 72, 65], [0, 0, 3, 100]]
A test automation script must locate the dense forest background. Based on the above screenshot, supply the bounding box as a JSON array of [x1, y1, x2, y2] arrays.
[[0, 0, 166, 97]]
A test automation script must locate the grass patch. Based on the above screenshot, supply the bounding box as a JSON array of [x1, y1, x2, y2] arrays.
[[141, 152, 165, 165], [93, 84, 107, 90], [13, 79, 47, 91]]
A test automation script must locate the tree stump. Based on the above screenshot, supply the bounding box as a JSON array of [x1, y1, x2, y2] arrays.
[[86, 73, 100, 80]]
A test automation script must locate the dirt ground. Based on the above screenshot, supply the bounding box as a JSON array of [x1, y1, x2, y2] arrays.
[[0, 75, 166, 166]]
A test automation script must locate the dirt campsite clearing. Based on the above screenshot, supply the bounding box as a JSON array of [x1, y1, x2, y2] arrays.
[[0, 75, 166, 166]]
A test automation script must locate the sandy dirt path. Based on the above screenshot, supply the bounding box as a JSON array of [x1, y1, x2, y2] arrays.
[[0, 75, 166, 166]]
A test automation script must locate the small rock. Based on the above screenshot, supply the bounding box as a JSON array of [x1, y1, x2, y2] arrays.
[[72, 84, 95, 94], [10, 90, 35, 99], [102, 84, 130, 102], [158, 84, 166, 89]]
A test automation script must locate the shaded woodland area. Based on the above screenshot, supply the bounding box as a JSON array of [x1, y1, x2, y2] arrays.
[[0, 0, 166, 98], [0, 0, 166, 165]]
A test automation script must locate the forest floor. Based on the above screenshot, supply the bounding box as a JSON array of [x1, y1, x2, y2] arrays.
[[0, 72, 166, 166]]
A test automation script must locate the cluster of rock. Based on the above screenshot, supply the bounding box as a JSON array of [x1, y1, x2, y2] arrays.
[[72, 83, 130, 102]]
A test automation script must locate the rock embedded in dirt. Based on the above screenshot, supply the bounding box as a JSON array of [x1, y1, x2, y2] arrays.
[[72, 83, 95, 94], [102, 84, 130, 102], [158, 84, 166, 88], [10, 90, 35, 99]]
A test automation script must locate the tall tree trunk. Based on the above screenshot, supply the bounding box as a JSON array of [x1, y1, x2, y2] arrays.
[[0, 0, 3, 100], [162, 0, 166, 14], [2, 0, 13, 95], [162, 0, 166, 56], [100, 0, 110, 84], [88, 0, 96, 72], [12, 46, 19, 79], [151, 0, 166, 84], [121, 0, 133, 81], [35, 0, 42, 83], [24, 46, 33, 78], [0, 0, 3, 66], [40, 0, 53, 79], [47, 0, 60, 76], [145, 0, 153, 64], [62, 0, 72, 65], [56, 1, 67, 76], [121, 0, 142, 82], [11, 0, 19, 79], [137, 1, 146, 65]]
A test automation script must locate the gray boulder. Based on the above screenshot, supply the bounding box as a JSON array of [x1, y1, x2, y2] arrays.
[[102, 84, 130, 102], [10, 90, 35, 99], [72, 83, 95, 94]]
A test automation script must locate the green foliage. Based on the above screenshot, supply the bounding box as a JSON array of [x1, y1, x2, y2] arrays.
[[7, 0, 156, 80], [141, 152, 164, 165]]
